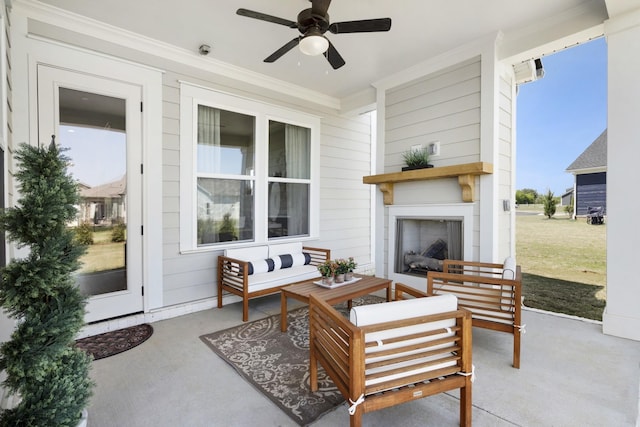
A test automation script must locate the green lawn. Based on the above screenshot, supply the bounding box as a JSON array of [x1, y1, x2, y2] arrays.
[[516, 208, 606, 320], [77, 229, 125, 274]]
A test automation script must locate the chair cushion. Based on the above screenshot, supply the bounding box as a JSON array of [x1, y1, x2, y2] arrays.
[[247, 265, 319, 292], [350, 293, 457, 326], [225, 246, 268, 261], [350, 294, 459, 391], [503, 256, 516, 279], [268, 242, 303, 257]]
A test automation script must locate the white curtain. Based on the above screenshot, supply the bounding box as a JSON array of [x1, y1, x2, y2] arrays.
[[285, 124, 310, 235], [197, 105, 221, 174]]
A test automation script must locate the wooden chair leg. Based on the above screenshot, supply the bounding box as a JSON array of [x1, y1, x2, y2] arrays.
[[513, 328, 521, 369], [460, 382, 472, 427], [349, 408, 363, 427], [242, 298, 249, 322]]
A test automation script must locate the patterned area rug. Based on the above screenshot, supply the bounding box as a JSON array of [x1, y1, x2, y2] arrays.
[[200, 295, 383, 426], [76, 324, 154, 360]]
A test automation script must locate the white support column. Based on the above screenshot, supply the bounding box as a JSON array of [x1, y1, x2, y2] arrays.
[[373, 89, 386, 279], [478, 35, 501, 263], [602, 8, 640, 341]]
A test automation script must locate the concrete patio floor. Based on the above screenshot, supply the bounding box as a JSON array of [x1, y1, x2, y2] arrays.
[[85, 294, 640, 426]]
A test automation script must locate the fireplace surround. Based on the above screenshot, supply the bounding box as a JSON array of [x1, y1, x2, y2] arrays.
[[388, 204, 474, 290]]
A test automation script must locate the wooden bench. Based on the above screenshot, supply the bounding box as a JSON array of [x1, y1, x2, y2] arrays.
[[217, 243, 330, 321], [395, 258, 523, 368], [309, 293, 473, 427]]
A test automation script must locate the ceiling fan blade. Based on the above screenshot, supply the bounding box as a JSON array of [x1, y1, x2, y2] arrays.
[[236, 8, 297, 28], [325, 40, 345, 70], [264, 38, 300, 63], [329, 18, 392, 34], [311, 0, 332, 17]]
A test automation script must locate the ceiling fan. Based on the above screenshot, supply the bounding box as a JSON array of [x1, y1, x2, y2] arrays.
[[237, 0, 391, 70]]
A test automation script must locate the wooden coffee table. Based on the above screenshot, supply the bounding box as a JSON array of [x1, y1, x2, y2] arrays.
[[280, 274, 392, 332]]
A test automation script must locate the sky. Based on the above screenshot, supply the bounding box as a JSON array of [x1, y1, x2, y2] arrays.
[[59, 125, 126, 187], [516, 37, 607, 197]]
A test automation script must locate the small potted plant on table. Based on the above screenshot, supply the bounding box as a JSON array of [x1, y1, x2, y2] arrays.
[[344, 257, 357, 281], [318, 260, 337, 286], [334, 259, 350, 283]]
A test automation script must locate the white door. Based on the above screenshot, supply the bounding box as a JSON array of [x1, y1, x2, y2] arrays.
[[37, 65, 143, 323]]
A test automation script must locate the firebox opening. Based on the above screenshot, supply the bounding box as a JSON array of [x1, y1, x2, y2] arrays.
[[395, 218, 463, 277]]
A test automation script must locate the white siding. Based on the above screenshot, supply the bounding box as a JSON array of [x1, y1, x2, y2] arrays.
[[160, 79, 373, 306], [385, 58, 482, 172], [316, 113, 373, 270], [13, 16, 374, 309], [381, 57, 483, 270]]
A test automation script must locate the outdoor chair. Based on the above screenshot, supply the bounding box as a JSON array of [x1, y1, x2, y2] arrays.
[[396, 257, 523, 368], [309, 292, 473, 427]]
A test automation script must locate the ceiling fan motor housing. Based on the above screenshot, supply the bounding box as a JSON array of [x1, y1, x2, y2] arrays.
[[297, 9, 330, 35]]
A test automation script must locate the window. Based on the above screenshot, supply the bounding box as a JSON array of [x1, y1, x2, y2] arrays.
[[197, 106, 255, 244], [268, 121, 311, 238], [180, 83, 320, 251]]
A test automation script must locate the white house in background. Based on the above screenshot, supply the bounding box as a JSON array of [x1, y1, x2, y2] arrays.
[[0, 0, 638, 342], [78, 175, 127, 225]]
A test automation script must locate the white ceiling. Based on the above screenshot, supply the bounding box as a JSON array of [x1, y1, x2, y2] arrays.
[[34, 0, 611, 102]]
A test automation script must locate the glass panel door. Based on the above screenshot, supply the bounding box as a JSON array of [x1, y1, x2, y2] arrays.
[[59, 88, 127, 297], [38, 65, 143, 322]]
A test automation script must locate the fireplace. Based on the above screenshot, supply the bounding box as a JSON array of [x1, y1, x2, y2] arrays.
[[394, 218, 463, 277], [388, 204, 474, 290]]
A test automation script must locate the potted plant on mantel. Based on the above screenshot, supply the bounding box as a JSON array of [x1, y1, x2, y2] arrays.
[[0, 140, 93, 426], [401, 147, 433, 171]]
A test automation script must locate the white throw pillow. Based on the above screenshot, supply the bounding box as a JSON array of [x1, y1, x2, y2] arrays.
[[503, 256, 517, 280]]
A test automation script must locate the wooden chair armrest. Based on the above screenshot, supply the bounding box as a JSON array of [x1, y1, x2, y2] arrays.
[[303, 246, 331, 266], [394, 282, 428, 300], [309, 293, 362, 398], [217, 255, 250, 288]]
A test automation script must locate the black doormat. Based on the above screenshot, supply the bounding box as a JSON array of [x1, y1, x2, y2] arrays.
[[76, 323, 153, 360]]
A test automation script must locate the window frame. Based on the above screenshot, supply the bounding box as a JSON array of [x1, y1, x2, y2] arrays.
[[179, 82, 320, 252]]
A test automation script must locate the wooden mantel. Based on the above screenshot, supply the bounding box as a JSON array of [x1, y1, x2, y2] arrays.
[[363, 162, 493, 205]]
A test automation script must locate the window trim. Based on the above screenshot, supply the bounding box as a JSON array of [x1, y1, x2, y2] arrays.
[[179, 82, 320, 253]]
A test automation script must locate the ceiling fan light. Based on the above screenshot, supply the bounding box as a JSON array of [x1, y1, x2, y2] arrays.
[[299, 34, 329, 56]]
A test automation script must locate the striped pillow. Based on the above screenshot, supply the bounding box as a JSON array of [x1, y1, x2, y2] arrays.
[[247, 258, 275, 275], [276, 252, 312, 269]]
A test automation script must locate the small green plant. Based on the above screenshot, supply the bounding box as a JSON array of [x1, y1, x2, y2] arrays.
[[402, 147, 430, 168], [334, 259, 350, 275], [111, 223, 126, 242], [75, 222, 94, 245], [564, 196, 574, 218], [345, 257, 357, 272], [543, 189, 557, 219], [317, 260, 337, 277]]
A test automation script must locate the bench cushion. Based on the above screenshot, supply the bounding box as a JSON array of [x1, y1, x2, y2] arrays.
[[350, 294, 458, 391], [247, 264, 319, 292], [225, 246, 268, 261], [268, 242, 303, 257]]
